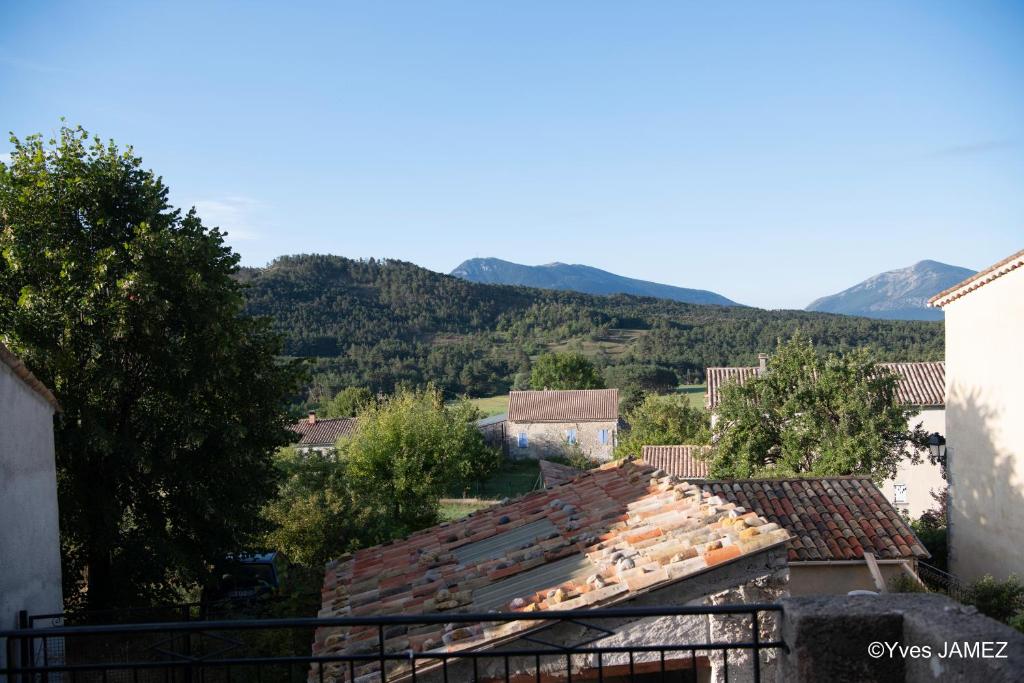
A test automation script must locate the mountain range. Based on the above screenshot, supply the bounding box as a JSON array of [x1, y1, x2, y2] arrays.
[[451, 258, 738, 307], [805, 260, 975, 321], [238, 254, 943, 401]]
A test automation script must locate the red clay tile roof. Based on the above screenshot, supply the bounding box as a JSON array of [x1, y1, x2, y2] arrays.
[[698, 477, 929, 563], [929, 248, 1024, 308], [641, 445, 710, 479], [705, 367, 761, 409], [312, 461, 790, 680], [538, 459, 583, 487], [0, 342, 60, 412], [290, 416, 358, 447], [706, 361, 945, 409], [508, 389, 619, 423]]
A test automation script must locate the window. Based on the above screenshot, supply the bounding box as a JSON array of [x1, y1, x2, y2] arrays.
[[566, 428, 577, 445], [893, 484, 908, 505], [518, 432, 528, 448], [599, 429, 609, 445]]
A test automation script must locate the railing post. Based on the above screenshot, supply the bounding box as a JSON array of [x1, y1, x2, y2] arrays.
[[16, 611, 30, 683]]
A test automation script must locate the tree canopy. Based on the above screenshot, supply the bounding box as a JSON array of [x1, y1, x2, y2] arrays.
[[341, 387, 499, 543], [529, 352, 605, 390], [709, 335, 929, 482], [322, 386, 374, 418], [0, 125, 304, 608], [616, 394, 710, 459]]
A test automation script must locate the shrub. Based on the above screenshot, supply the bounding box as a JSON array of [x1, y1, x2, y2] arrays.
[[963, 574, 1024, 624]]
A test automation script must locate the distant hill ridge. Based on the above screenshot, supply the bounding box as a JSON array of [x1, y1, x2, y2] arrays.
[[806, 260, 976, 321], [451, 257, 738, 306], [237, 254, 943, 400]]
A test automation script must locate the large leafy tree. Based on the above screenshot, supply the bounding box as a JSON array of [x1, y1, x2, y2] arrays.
[[529, 351, 605, 390], [0, 126, 304, 609], [341, 388, 498, 542], [710, 335, 929, 481], [321, 386, 374, 418], [617, 394, 710, 459]]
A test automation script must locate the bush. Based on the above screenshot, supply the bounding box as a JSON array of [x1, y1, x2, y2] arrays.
[[889, 572, 928, 593], [963, 574, 1024, 624]]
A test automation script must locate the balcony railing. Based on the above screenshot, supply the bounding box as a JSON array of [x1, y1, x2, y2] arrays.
[[1, 603, 785, 683]]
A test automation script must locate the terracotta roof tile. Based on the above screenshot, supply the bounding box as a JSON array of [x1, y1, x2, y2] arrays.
[[697, 477, 929, 564], [311, 461, 790, 681], [290, 416, 358, 447], [508, 389, 618, 422], [929, 248, 1024, 307], [0, 342, 60, 412], [538, 459, 583, 488], [706, 361, 945, 408], [641, 445, 711, 479]]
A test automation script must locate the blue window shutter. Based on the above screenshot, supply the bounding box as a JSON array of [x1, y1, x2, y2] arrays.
[[518, 432, 528, 448], [599, 429, 608, 445]]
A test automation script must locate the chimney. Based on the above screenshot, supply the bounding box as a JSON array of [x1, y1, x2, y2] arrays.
[[758, 353, 769, 371], [308, 411, 316, 425]]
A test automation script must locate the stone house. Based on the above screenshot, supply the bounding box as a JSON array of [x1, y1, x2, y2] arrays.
[[0, 343, 64, 645], [929, 248, 1024, 583], [290, 412, 358, 453], [706, 359, 947, 519], [312, 459, 792, 683], [505, 389, 619, 461]]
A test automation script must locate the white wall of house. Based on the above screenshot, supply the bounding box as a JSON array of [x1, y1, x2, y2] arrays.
[[0, 361, 64, 635], [942, 267, 1024, 583], [880, 407, 946, 520], [788, 561, 912, 595], [505, 419, 617, 461]]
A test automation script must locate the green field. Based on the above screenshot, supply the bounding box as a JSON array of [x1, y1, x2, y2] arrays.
[[439, 500, 495, 521], [467, 394, 509, 417], [676, 384, 707, 409]]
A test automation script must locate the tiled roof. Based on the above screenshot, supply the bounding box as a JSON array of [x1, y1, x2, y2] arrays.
[[0, 342, 60, 412], [706, 361, 945, 409], [312, 461, 790, 680], [508, 389, 619, 423], [290, 416, 358, 447], [705, 367, 761, 409], [878, 362, 945, 407], [641, 445, 710, 479], [538, 459, 583, 487], [698, 477, 929, 563], [929, 248, 1024, 308]]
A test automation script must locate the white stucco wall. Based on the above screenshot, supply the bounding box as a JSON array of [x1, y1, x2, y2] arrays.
[[0, 362, 64, 637], [880, 407, 946, 520], [942, 267, 1024, 583]]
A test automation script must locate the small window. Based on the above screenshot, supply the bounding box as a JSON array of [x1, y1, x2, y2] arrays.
[[599, 429, 609, 445], [893, 484, 908, 505], [566, 428, 577, 445], [518, 432, 528, 448]]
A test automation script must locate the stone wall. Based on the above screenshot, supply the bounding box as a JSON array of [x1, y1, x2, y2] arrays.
[[777, 593, 1024, 682], [505, 419, 617, 461]]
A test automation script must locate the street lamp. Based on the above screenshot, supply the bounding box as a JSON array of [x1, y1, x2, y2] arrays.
[[927, 432, 946, 462]]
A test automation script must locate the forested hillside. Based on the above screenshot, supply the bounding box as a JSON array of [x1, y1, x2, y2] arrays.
[[238, 254, 944, 401]]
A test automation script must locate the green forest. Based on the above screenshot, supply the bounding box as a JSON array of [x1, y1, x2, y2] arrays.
[[238, 254, 944, 403]]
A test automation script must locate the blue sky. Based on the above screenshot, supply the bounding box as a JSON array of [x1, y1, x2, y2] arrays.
[[2, 1, 1022, 309]]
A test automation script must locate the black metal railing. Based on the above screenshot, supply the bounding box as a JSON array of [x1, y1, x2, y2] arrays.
[[917, 562, 967, 602], [2, 603, 785, 682]]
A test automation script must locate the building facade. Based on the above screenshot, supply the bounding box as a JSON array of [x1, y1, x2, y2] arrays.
[[0, 344, 64, 640], [930, 248, 1024, 583], [505, 389, 619, 461]]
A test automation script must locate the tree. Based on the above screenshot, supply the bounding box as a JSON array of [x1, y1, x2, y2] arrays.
[[263, 448, 355, 567], [341, 388, 498, 542], [616, 394, 710, 459], [710, 335, 928, 482], [322, 386, 373, 418], [0, 125, 304, 608], [529, 352, 605, 390]]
